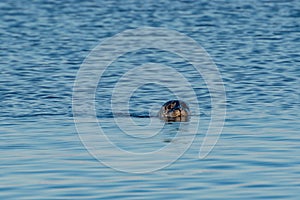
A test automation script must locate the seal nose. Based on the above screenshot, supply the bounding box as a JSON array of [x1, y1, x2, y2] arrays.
[[171, 108, 182, 117]]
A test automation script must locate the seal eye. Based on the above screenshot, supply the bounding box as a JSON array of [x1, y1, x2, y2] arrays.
[[170, 102, 177, 109], [167, 104, 172, 110]]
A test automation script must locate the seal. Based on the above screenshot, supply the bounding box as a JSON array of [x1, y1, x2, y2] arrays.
[[158, 100, 190, 122]]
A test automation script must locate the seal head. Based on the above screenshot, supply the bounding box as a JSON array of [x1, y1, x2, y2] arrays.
[[158, 100, 190, 122]]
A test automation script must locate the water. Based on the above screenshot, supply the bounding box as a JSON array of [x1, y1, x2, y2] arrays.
[[1, 0, 300, 199]]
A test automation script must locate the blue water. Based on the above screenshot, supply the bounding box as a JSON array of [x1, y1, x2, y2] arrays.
[[1, 0, 300, 199]]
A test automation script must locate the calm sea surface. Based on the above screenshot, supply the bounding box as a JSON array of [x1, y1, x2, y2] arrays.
[[1, 0, 300, 199]]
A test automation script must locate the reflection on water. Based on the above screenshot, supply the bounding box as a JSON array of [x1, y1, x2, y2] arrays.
[[1, 0, 300, 199]]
